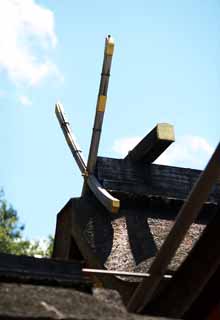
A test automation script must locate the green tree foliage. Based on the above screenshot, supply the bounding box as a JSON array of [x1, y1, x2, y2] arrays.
[[0, 190, 53, 257], [45, 235, 54, 257]]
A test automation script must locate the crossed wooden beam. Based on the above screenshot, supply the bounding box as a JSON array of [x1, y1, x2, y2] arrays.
[[55, 36, 175, 214], [55, 36, 119, 213], [55, 102, 120, 213]]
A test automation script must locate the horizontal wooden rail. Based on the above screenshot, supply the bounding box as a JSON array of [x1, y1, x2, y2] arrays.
[[0, 252, 90, 291], [96, 157, 220, 204], [83, 268, 172, 279]]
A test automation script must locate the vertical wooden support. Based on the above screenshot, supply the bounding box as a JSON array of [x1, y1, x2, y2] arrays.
[[52, 200, 73, 260], [86, 35, 114, 175]]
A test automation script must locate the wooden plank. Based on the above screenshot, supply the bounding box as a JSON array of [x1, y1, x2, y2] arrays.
[[127, 142, 220, 313], [0, 252, 91, 291], [52, 199, 78, 260], [125, 123, 175, 163], [55, 103, 120, 213], [95, 157, 220, 204], [86, 35, 114, 175], [55, 103, 87, 174], [145, 210, 220, 318]]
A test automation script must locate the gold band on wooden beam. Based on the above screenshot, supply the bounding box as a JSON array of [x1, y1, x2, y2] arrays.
[[105, 36, 114, 56], [97, 95, 107, 112], [55, 102, 120, 214]]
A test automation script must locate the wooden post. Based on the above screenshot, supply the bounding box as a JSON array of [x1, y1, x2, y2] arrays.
[[127, 141, 220, 313], [86, 35, 115, 175]]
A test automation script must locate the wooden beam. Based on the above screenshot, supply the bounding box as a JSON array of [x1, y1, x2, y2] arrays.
[[86, 35, 115, 175], [125, 123, 175, 163], [0, 252, 91, 291], [145, 209, 220, 318], [127, 141, 220, 313], [55, 103, 87, 175], [96, 157, 220, 204], [55, 103, 120, 213], [87, 175, 120, 213], [82, 268, 172, 279]]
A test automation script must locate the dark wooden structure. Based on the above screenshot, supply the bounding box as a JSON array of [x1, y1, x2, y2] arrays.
[[52, 36, 220, 319], [53, 136, 220, 319], [0, 252, 91, 292], [1, 36, 219, 320]]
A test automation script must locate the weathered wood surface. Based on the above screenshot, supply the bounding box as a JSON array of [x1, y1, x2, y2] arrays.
[[86, 35, 114, 175], [96, 157, 220, 203], [145, 209, 220, 319], [127, 141, 220, 313], [55, 103, 120, 213], [55, 103, 87, 174], [87, 175, 120, 213], [125, 123, 174, 163], [0, 283, 177, 320], [0, 252, 90, 291]]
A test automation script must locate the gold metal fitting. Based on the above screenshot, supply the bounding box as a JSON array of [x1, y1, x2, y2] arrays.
[[105, 35, 114, 56], [97, 95, 107, 112]]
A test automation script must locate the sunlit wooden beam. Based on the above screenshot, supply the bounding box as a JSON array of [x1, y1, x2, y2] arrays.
[[125, 123, 175, 163]]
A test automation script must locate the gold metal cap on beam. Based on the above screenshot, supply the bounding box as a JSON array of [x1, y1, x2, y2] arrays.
[[111, 199, 120, 213], [105, 35, 114, 56], [156, 123, 175, 142]]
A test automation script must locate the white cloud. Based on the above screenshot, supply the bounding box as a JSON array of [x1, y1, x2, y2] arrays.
[[0, 0, 60, 86], [155, 135, 214, 169], [112, 137, 141, 156], [112, 135, 214, 169], [19, 95, 32, 106]]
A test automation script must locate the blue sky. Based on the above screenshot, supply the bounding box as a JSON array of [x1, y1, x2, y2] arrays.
[[0, 0, 219, 240]]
